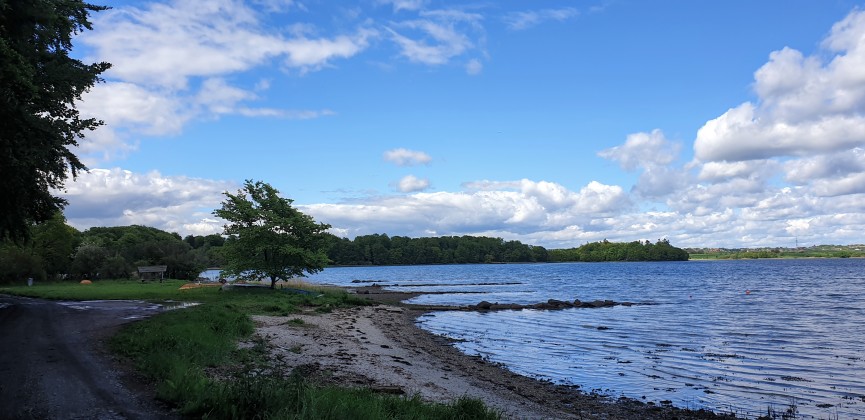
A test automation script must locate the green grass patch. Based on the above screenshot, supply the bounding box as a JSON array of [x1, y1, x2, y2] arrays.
[[194, 372, 500, 420], [110, 303, 255, 407], [0, 279, 371, 313], [0, 279, 204, 301]]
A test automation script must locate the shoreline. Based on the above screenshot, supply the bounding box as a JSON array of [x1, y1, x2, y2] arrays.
[[253, 286, 738, 419]]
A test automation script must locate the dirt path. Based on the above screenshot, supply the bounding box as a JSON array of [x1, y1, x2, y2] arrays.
[[0, 295, 175, 419]]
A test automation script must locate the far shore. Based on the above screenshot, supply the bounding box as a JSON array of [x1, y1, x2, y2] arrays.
[[323, 254, 864, 269], [252, 284, 739, 419]]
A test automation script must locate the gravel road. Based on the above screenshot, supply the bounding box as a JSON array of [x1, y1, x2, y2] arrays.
[[0, 295, 176, 419]]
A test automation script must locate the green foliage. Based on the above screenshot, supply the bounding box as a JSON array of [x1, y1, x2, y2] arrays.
[[548, 239, 689, 262], [0, 0, 110, 241], [71, 225, 206, 280], [324, 233, 549, 266], [0, 212, 80, 282], [214, 180, 331, 288], [0, 242, 45, 282]]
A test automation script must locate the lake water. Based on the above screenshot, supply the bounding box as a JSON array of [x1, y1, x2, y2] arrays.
[[306, 259, 865, 419]]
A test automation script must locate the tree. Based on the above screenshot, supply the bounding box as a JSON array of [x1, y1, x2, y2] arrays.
[[214, 180, 331, 289], [0, 1, 111, 241], [28, 212, 79, 277]]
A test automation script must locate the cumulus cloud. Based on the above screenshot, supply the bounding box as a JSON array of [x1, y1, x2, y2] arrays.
[[503, 7, 579, 31], [395, 175, 430, 192], [383, 148, 432, 166], [693, 9, 865, 163], [697, 160, 779, 182], [784, 149, 865, 184], [58, 167, 865, 248], [58, 168, 235, 236], [599, 129, 679, 171], [664, 8, 865, 246], [302, 179, 629, 240], [305, 176, 865, 248], [599, 130, 684, 198]]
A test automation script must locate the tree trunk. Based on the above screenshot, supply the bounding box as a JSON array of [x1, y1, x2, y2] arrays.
[[270, 275, 276, 289]]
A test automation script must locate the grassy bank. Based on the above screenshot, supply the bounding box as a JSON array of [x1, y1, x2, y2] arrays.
[[0, 280, 500, 419]]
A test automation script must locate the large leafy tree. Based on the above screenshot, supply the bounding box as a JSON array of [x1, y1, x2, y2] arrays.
[[0, 0, 111, 241], [214, 180, 331, 289]]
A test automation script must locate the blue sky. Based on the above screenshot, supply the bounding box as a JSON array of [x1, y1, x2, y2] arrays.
[[62, 0, 865, 248]]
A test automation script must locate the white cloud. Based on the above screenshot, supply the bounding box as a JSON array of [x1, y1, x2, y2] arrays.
[[282, 30, 376, 72], [466, 58, 483, 75], [387, 8, 484, 66], [251, 0, 300, 13], [81, 0, 373, 88], [74, 0, 366, 164], [377, 0, 427, 12], [383, 148, 432, 166], [599, 130, 684, 198], [302, 179, 628, 240], [195, 77, 336, 119], [697, 160, 778, 182], [810, 172, 865, 197], [57, 168, 865, 249], [196, 78, 258, 115], [784, 149, 865, 184], [395, 175, 430, 192], [59, 168, 234, 236], [693, 9, 865, 162], [75, 81, 189, 163], [503, 7, 579, 31], [78, 82, 188, 136], [387, 22, 470, 65], [599, 129, 679, 171]]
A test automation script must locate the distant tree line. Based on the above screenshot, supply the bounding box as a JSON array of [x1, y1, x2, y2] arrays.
[[0, 215, 692, 284], [548, 239, 689, 262], [0, 214, 225, 283], [687, 245, 864, 260], [323, 233, 550, 265]]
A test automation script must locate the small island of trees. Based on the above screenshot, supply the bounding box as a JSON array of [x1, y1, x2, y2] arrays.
[[548, 239, 690, 262]]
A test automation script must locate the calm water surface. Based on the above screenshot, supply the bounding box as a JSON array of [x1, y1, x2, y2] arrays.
[[307, 259, 865, 418]]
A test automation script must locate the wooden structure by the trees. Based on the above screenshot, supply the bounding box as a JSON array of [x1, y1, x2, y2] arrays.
[[137, 265, 167, 283]]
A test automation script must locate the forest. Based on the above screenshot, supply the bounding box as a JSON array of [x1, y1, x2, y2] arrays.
[[324, 233, 550, 265], [547, 239, 690, 262], [0, 214, 225, 282], [0, 216, 690, 283]]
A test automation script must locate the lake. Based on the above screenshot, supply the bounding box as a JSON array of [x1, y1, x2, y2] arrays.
[[306, 259, 865, 419]]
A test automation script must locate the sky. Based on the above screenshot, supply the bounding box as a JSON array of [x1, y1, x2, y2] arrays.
[[60, 0, 865, 249]]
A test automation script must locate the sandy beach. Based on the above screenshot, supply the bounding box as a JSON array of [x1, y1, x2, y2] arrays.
[[252, 288, 737, 419]]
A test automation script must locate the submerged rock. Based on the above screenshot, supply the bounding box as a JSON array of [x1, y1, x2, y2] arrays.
[[467, 298, 632, 312]]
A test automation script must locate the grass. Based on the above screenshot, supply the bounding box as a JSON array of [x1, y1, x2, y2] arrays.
[[1, 279, 500, 419]]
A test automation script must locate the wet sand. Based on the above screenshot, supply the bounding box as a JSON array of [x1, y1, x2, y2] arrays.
[[253, 287, 738, 419]]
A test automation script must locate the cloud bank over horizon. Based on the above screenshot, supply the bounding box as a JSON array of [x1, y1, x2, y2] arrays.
[[58, 2, 865, 249]]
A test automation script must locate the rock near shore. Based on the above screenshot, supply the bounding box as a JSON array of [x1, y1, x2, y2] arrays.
[[467, 298, 632, 311]]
